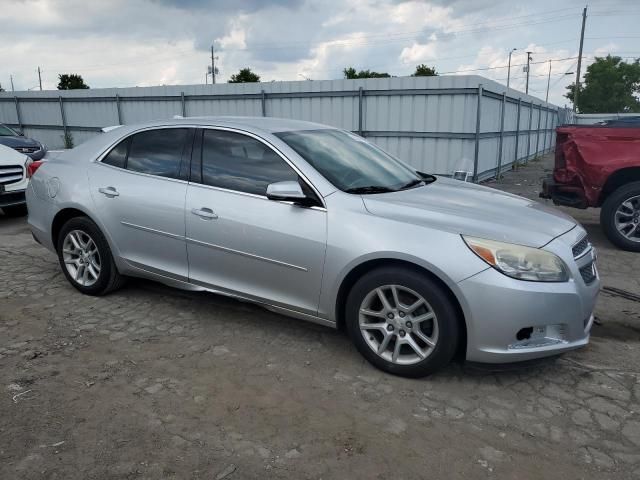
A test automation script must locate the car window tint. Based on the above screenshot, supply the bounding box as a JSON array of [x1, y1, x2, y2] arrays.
[[101, 138, 129, 169], [127, 128, 188, 179], [201, 130, 298, 195]]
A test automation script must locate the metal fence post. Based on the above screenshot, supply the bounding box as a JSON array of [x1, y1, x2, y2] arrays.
[[526, 103, 533, 163], [543, 108, 550, 153], [514, 97, 521, 168], [472, 84, 483, 183], [261, 89, 266, 117], [496, 91, 506, 180], [115, 94, 123, 125], [358, 86, 364, 136], [181, 91, 186, 117], [13, 96, 23, 132], [59, 96, 68, 140], [535, 105, 542, 157]]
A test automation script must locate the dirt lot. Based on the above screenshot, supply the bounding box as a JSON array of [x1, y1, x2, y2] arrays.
[[1, 153, 640, 479]]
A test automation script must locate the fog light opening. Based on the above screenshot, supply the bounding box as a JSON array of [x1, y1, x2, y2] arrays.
[[516, 327, 533, 341]]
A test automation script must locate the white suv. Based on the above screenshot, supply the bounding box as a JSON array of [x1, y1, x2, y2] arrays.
[[0, 143, 32, 216]]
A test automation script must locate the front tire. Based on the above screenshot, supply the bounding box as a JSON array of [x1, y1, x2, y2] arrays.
[[601, 181, 640, 252], [345, 266, 460, 378], [56, 216, 126, 295]]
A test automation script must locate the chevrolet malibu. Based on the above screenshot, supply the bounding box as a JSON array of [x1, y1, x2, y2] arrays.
[[26, 117, 600, 377]]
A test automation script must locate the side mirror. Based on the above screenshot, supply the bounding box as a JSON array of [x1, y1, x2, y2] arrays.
[[266, 181, 306, 202]]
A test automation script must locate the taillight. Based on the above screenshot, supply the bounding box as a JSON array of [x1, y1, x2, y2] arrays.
[[27, 160, 44, 178]]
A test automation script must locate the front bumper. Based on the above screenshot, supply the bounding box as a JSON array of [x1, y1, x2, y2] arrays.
[[459, 230, 600, 364], [0, 188, 26, 208], [540, 175, 589, 209]]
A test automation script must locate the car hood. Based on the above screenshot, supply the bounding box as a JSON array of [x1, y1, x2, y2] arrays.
[[362, 176, 577, 247], [0, 136, 40, 148], [0, 143, 29, 165]]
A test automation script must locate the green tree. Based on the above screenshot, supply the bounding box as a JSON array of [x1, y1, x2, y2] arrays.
[[57, 74, 89, 90], [565, 55, 640, 113], [228, 68, 260, 83], [412, 64, 437, 77], [343, 67, 390, 79]]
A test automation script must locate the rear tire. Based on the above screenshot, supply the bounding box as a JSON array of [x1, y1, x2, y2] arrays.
[[345, 266, 460, 378], [600, 181, 640, 252], [56, 216, 126, 295], [2, 204, 28, 217]]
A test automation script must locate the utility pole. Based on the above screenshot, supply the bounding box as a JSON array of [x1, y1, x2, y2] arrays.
[[573, 5, 588, 112], [525, 52, 533, 94], [10, 75, 15, 92], [211, 46, 216, 84], [545, 60, 552, 102], [37, 67, 42, 91], [507, 48, 517, 89]]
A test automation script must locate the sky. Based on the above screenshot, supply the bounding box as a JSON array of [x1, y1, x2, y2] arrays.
[[0, 0, 638, 106]]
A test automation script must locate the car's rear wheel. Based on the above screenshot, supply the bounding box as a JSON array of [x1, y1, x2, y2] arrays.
[[345, 266, 460, 378], [2, 204, 28, 217], [601, 181, 640, 252], [57, 216, 126, 295]]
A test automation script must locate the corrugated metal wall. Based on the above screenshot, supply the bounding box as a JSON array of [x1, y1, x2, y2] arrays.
[[0, 75, 568, 181]]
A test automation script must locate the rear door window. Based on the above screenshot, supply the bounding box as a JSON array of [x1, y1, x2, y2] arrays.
[[126, 128, 189, 179]]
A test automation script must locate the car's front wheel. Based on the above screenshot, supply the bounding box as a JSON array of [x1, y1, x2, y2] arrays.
[[57, 216, 126, 295], [345, 266, 460, 378], [601, 181, 640, 252]]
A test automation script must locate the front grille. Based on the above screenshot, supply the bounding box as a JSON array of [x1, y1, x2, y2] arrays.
[[13, 146, 39, 154], [0, 165, 24, 185], [579, 262, 597, 285], [572, 236, 590, 258]]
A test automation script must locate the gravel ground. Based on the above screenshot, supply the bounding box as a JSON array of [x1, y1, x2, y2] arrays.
[[1, 153, 639, 479]]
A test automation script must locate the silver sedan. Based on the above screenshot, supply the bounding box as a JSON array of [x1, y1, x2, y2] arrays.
[[26, 117, 600, 377]]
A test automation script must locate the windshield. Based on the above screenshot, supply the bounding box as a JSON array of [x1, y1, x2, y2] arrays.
[[0, 124, 18, 136], [275, 129, 424, 193]]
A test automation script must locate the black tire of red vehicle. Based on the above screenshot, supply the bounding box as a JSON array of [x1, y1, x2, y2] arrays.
[[56, 216, 127, 295], [2, 204, 28, 217], [600, 181, 640, 252], [345, 266, 460, 378]]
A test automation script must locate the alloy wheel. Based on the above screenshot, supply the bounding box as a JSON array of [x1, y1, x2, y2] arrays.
[[62, 229, 102, 287], [615, 194, 640, 243], [358, 284, 439, 365]]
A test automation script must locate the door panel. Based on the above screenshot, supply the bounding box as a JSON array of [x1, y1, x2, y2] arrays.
[[88, 164, 189, 279], [87, 127, 192, 280], [185, 184, 327, 314]]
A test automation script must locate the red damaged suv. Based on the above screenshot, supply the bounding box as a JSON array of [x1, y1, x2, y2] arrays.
[[541, 121, 640, 252]]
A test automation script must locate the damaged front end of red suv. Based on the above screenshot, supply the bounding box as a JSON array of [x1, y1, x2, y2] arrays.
[[541, 125, 640, 209]]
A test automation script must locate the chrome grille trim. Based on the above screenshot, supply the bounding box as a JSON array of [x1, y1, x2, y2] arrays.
[[572, 235, 591, 259], [0, 165, 25, 186]]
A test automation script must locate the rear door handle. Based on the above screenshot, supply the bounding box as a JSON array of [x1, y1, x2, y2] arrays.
[[98, 186, 119, 197], [191, 207, 218, 220]]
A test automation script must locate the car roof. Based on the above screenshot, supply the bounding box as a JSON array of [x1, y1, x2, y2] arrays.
[[114, 116, 335, 135]]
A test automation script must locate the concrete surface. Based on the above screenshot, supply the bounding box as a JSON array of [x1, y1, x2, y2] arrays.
[[1, 154, 639, 479]]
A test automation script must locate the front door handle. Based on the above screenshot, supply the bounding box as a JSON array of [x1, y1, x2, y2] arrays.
[[191, 207, 218, 220], [98, 186, 119, 197]]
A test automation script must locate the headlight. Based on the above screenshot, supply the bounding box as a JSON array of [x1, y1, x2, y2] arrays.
[[463, 236, 569, 282]]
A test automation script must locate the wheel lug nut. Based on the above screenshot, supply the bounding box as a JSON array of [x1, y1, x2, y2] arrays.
[[399, 312, 405, 318], [406, 321, 412, 328], [387, 313, 394, 319], [399, 330, 406, 337], [387, 324, 394, 332]]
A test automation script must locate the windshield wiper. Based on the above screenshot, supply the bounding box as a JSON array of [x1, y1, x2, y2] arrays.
[[398, 178, 424, 190], [344, 185, 396, 194], [416, 171, 437, 184]]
